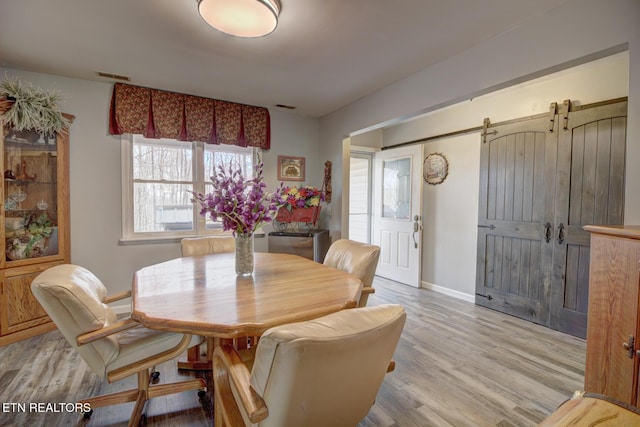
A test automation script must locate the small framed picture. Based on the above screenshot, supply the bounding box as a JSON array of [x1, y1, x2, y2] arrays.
[[423, 152, 448, 185], [277, 155, 305, 181]]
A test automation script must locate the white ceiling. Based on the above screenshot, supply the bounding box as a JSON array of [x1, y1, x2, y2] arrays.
[[0, 0, 570, 118]]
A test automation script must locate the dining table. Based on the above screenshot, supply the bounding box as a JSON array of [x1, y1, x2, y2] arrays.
[[131, 251, 363, 369]]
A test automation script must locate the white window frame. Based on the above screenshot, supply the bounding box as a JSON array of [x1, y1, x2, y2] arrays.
[[349, 150, 374, 244], [120, 134, 256, 244]]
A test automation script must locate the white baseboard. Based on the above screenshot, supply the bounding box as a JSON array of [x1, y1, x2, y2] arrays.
[[421, 281, 475, 303]]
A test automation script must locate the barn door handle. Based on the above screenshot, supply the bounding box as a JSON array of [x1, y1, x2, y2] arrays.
[[557, 223, 565, 245], [477, 224, 495, 230], [544, 223, 552, 243]]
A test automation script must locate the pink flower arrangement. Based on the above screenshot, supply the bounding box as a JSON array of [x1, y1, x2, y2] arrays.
[[281, 186, 325, 211], [191, 163, 285, 236]]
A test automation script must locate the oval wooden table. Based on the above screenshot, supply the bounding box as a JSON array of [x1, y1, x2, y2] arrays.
[[131, 252, 363, 369]]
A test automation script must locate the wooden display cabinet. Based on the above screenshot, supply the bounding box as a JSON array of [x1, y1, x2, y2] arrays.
[[584, 225, 640, 407], [0, 118, 72, 346]]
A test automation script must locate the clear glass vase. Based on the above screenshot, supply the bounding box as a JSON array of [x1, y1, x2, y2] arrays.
[[235, 234, 254, 277]]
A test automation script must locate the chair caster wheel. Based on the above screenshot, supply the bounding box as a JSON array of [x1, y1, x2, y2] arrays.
[[198, 390, 207, 398], [83, 409, 93, 419], [151, 371, 160, 383], [138, 413, 147, 426]]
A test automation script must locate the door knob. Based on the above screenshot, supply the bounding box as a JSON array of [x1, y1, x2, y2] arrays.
[[412, 215, 422, 249]]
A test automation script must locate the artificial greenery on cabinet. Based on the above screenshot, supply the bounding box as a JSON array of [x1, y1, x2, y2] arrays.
[[0, 77, 70, 136]]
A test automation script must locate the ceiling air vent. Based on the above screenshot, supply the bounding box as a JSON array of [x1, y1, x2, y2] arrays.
[[275, 104, 296, 110], [96, 72, 131, 82]]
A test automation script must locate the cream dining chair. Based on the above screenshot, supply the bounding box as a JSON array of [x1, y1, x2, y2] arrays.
[[180, 235, 235, 257], [31, 264, 206, 427], [213, 304, 406, 427], [180, 235, 237, 365], [323, 239, 381, 307]]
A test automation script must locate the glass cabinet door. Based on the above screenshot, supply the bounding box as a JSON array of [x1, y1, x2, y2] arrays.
[[3, 128, 59, 262]]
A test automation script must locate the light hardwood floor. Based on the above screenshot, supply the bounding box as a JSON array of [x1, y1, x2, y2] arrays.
[[0, 277, 585, 426]]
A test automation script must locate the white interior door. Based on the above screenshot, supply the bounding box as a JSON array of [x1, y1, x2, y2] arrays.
[[373, 145, 423, 287]]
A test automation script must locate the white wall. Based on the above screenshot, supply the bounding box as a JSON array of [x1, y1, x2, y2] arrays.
[[417, 133, 480, 299], [0, 67, 321, 294], [351, 129, 383, 149], [320, 0, 640, 245], [380, 52, 628, 298]]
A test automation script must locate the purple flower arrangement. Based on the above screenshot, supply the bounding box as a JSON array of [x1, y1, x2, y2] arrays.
[[191, 162, 285, 236]]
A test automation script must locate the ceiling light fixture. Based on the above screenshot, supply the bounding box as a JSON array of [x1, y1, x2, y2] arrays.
[[197, 0, 281, 38]]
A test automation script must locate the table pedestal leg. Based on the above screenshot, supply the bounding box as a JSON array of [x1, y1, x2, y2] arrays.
[[178, 340, 213, 370], [179, 337, 238, 370]]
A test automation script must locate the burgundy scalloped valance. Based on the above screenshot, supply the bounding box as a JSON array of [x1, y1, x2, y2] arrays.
[[108, 83, 270, 149]]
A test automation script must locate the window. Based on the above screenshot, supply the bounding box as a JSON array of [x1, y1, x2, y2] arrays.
[[382, 157, 411, 220], [121, 134, 254, 242], [349, 152, 373, 243]]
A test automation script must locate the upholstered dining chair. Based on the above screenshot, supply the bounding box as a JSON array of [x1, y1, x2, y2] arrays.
[[181, 235, 237, 363], [31, 264, 206, 427], [213, 303, 406, 427], [323, 239, 381, 307], [181, 235, 235, 257]]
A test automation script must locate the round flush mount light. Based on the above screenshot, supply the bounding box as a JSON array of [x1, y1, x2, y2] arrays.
[[198, 0, 281, 38]]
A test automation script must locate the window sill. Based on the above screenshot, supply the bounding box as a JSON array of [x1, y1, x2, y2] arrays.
[[119, 232, 266, 246]]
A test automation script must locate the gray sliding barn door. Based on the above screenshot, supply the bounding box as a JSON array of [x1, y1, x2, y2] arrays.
[[475, 115, 557, 324], [476, 98, 627, 337], [550, 100, 627, 337]]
